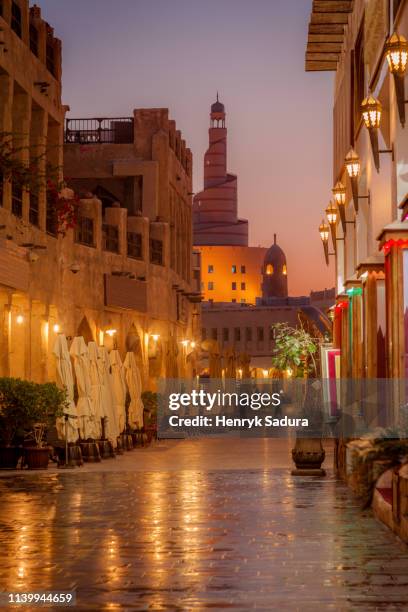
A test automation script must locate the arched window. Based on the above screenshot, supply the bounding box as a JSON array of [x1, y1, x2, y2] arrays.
[[266, 264, 274, 275], [282, 264, 287, 276]]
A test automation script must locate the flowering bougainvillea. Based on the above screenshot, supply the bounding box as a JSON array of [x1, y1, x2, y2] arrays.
[[0, 132, 80, 235], [46, 180, 80, 235]]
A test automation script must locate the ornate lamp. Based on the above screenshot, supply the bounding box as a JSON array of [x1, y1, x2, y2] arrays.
[[361, 94, 382, 172], [319, 220, 330, 266], [332, 181, 347, 229], [345, 149, 360, 211], [325, 201, 338, 252], [386, 32, 408, 127]]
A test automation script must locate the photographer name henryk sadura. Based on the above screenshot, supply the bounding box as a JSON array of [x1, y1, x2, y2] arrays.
[[166, 390, 309, 429]]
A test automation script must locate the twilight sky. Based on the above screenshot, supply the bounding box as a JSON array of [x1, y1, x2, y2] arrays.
[[38, 0, 334, 296]]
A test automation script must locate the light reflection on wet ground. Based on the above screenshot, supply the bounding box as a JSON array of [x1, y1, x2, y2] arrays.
[[0, 449, 408, 609]]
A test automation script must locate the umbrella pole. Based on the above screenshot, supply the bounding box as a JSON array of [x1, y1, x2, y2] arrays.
[[59, 414, 75, 470]]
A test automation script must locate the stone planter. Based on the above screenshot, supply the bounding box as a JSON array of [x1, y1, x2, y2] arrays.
[[120, 433, 133, 451], [0, 446, 22, 469], [24, 446, 50, 470], [98, 440, 115, 459], [291, 437, 325, 476], [79, 441, 101, 462]]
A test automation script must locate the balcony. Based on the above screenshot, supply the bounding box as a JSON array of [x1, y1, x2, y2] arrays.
[[64, 117, 134, 144]]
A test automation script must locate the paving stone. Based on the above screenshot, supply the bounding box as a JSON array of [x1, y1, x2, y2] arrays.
[[0, 440, 407, 609]]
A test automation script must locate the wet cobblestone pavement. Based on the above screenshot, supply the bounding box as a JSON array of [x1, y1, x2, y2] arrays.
[[0, 442, 408, 610]]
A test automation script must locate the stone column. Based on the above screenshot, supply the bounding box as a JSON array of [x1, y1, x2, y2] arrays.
[[30, 107, 48, 230], [0, 291, 11, 376], [12, 90, 31, 223]]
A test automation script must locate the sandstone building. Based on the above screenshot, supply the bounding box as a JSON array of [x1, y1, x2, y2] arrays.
[[0, 1, 200, 389]]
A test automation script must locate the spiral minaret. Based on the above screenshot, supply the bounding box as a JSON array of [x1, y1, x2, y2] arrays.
[[193, 96, 248, 246]]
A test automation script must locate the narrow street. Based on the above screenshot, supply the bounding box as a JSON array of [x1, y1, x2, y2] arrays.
[[0, 440, 408, 610]]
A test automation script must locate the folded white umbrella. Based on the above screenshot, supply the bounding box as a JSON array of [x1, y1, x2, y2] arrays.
[[109, 349, 127, 434], [123, 352, 144, 429], [88, 341, 105, 430], [53, 334, 79, 443], [69, 336, 100, 440], [97, 346, 119, 442]]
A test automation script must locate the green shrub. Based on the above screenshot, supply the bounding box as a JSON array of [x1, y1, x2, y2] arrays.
[[0, 378, 67, 447]]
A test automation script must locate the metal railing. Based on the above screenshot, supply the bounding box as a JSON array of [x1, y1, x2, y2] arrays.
[[65, 117, 134, 144]]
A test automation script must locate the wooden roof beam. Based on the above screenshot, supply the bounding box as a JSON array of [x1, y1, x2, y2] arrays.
[[308, 24, 345, 34], [310, 13, 350, 25], [312, 0, 353, 13], [305, 61, 338, 71]]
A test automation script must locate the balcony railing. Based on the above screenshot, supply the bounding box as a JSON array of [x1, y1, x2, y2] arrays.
[[64, 117, 134, 144]]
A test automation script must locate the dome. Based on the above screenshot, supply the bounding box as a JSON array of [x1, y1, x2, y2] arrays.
[[261, 234, 288, 299], [211, 93, 225, 114], [264, 235, 287, 267]]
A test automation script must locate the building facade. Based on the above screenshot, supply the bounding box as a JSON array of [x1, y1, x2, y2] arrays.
[[306, 0, 408, 382], [0, 2, 200, 389]]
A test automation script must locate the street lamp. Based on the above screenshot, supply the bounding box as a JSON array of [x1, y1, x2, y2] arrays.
[[385, 32, 408, 127], [361, 94, 382, 172], [325, 201, 338, 251], [345, 149, 360, 211], [319, 220, 330, 266]]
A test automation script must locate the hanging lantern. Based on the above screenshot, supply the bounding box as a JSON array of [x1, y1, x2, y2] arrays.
[[386, 32, 408, 127], [325, 201, 338, 252], [361, 95, 382, 172], [344, 150, 360, 212], [345, 149, 360, 178], [332, 181, 346, 230], [319, 220, 330, 266]]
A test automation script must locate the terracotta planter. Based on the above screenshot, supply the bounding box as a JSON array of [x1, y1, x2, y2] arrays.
[[0, 446, 22, 469], [25, 446, 50, 470]]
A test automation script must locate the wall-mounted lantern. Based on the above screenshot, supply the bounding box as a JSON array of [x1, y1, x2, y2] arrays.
[[319, 220, 330, 266], [361, 94, 394, 172], [345, 149, 360, 210], [325, 201, 338, 251], [332, 181, 347, 230], [361, 94, 382, 172], [385, 32, 408, 127]]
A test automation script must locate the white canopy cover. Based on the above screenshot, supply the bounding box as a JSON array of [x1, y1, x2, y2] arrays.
[[69, 336, 100, 440], [97, 346, 119, 443], [109, 349, 127, 433], [123, 352, 144, 429], [53, 334, 78, 443]]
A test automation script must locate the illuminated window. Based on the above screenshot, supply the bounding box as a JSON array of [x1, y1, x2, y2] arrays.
[[232, 282, 237, 290], [208, 281, 214, 290], [266, 264, 274, 275], [241, 265, 246, 273], [282, 264, 287, 275], [232, 265, 237, 274], [241, 282, 246, 290], [208, 264, 214, 273]]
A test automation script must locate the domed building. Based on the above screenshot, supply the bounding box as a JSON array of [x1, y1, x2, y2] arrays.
[[261, 234, 288, 299]]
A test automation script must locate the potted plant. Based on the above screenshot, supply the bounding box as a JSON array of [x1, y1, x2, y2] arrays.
[[24, 383, 67, 470], [271, 322, 325, 475], [0, 378, 39, 469]]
